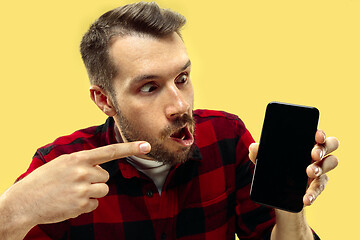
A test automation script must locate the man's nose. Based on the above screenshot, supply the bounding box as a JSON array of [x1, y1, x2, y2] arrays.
[[164, 85, 190, 120]]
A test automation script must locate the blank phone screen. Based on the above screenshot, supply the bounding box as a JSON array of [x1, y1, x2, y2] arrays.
[[250, 102, 319, 212]]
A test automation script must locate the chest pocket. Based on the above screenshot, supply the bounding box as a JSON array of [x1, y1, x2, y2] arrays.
[[175, 166, 235, 238]]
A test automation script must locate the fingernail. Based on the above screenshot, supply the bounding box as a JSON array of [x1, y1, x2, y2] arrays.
[[139, 142, 150, 153], [312, 165, 321, 176], [312, 165, 319, 174], [321, 130, 326, 140], [315, 148, 323, 159], [308, 195, 314, 204]]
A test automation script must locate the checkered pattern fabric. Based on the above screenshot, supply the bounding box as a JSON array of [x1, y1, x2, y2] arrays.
[[18, 109, 319, 240]]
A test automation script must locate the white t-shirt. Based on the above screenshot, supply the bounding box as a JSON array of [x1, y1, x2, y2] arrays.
[[126, 156, 171, 195]]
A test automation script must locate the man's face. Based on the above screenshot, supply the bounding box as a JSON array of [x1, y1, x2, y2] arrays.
[[109, 32, 195, 165]]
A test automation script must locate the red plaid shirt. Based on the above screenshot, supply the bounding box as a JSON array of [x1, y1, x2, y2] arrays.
[[19, 109, 278, 239]]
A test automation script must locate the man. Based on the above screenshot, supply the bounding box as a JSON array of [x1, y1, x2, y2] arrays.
[[0, 2, 339, 239]]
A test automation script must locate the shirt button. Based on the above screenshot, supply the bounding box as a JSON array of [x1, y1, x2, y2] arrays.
[[161, 233, 166, 240], [146, 190, 153, 198]]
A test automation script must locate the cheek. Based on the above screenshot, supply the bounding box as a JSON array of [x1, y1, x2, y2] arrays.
[[186, 84, 195, 108], [114, 91, 167, 135], [124, 106, 165, 135]]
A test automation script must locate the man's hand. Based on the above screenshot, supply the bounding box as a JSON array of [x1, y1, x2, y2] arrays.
[[0, 141, 151, 239], [248, 129, 339, 206], [304, 130, 339, 205], [248, 130, 339, 239]]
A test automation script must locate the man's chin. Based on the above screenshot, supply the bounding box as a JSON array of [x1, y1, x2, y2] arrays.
[[146, 143, 194, 166]]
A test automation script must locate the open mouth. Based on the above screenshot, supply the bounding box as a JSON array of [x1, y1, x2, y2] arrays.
[[170, 125, 194, 146]]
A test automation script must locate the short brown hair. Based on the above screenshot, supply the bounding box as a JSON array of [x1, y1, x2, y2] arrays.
[[80, 2, 186, 94]]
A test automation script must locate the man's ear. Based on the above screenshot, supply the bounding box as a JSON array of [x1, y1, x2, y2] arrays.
[[89, 85, 117, 117]]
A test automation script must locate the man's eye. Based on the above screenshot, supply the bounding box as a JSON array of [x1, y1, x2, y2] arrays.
[[175, 73, 188, 84], [140, 82, 158, 93]]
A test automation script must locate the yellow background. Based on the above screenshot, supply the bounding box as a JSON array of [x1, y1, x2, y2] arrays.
[[0, 0, 358, 239]]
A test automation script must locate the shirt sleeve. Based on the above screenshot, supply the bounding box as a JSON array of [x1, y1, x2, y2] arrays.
[[14, 151, 49, 239], [16, 151, 46, 182], [16, 151, 71, 239]]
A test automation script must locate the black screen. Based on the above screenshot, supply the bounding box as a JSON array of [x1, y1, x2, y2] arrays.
[[250, 102, 319, 212]]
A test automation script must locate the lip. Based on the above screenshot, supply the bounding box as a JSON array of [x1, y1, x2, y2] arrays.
[[170, 125, 194, 147]]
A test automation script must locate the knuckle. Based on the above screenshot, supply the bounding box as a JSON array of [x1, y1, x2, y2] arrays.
[[72, 151, 92, 164], [76, 184, 90, 198], [108, 145, 119, 159], [314, 176, 327, 195], [313, 181, 320, 190], [74, 167, 89, 181], [68, 152, 86, 164], [78, 151, 91, 162], [75, 199, 89, 210]]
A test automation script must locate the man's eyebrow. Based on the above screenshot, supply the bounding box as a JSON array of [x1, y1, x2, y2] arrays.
[[131, 59, 191, 84], [181, 59, 191, 71], [132, 74, 159, 84]]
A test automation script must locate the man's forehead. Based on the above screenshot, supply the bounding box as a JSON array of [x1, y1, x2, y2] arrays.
[[109, 33, 190, 80], [110, 33, 186, 60]]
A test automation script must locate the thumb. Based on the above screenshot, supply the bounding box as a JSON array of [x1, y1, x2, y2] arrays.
[[248, 143, 259, 164]]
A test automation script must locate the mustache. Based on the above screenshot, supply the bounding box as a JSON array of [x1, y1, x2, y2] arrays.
[[160, 114, 195, 139]]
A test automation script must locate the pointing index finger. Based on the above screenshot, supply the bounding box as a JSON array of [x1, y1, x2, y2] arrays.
[[78, 141, 151, 165]]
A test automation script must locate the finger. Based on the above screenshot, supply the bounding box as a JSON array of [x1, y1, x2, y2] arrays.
[[323, 137, 340, 155], [303, 174, 328, 206], [248, 143, 259, 164], [311, 137, 340, 161], [89, 165, 110, 183], [307, 155, 339, 178], [76, 141, 151, 165], [88, 183, 110, 199], [315, 129, 326, 144], [83, 199, 99, 214], [70, 165, 110, 184]]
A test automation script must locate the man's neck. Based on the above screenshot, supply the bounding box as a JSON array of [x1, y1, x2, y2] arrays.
[[113, 123, 122, 144]]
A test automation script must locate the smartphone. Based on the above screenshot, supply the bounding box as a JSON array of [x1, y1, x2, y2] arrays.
[[250, 102, 319, 212]]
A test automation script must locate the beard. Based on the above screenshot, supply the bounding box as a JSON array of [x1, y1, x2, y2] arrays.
[[114, 108, 196, 166]]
